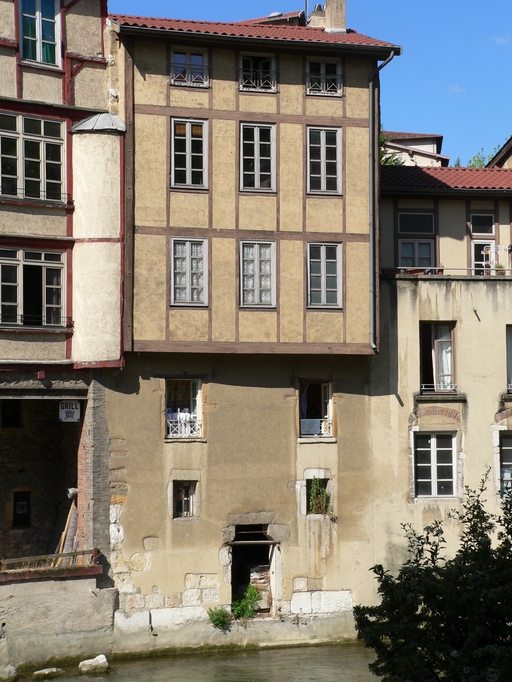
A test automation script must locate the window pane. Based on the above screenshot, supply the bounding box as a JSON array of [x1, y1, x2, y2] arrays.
[[416, 481, 432, 496], [471, 214, 494, 233], [41, 0, 55, 19], [399, 214, 434, 234], [437, 481, 453, 496], [24, 118, 41, 136], [0, 115, 17, 132]]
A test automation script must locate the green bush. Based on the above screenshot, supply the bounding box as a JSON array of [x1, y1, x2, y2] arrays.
[[207, 605, 232, 631], [308, 476, 331, 515], [232, 584, 260, 620], [354, 474, 512, 681]]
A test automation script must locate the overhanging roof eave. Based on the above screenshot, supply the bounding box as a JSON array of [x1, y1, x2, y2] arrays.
[[382, 187, 512, 197], [112, 22, 401, 58]]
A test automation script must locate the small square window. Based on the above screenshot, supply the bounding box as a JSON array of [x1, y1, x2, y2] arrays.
[[470, 214, 494, 234], [306, 59, 342, 96], [166, 379, 202, 438], [414, 433, 455, 497], [299, 381, 332, 437], [307, 127, 342, 194], [240, 241, 276, 307], [1, 401, 22, 428], [307, 243, 342, 308], [399, 240, 434, 268], [170, 49, 209, 87], [173, 480, 197, 518], [170, 238, 208, 306], [239, 55, 276, 92], [12, 491, 31, 528]]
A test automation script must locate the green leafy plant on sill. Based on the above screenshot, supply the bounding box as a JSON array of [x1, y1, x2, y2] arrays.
[[207, 605, 232, 631], [308, 476, 331, 515], [232, 584, 261, 620]]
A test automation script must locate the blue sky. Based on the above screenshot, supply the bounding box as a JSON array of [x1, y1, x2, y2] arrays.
[[108, 0, 512, 166]]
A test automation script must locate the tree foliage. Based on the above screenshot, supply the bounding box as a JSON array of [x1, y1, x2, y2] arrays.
[[354, 476, 512, 681], [380, 132, 404, 166]]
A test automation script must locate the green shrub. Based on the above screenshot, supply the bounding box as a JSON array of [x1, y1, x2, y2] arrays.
[[232, 584, 260, 619], [308, 476, 331, 514], [207, 605, 232, 631]]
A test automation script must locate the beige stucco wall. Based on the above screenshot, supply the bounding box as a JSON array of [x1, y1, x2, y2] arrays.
[[73, 64, 107, 110], [0, 208, 68, 237], [133, 234, 168, 340], [22, 69, 62, 104], [0, 335, 67, 361], [72, 242, 121, 361], [0, 49, 16, 98], [0, 0, 15, 40], [65, 0, 102, 56], [129, 39, 373, 350]]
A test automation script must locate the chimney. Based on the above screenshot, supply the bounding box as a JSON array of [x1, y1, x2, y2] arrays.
[[325, 0, 346, 33]]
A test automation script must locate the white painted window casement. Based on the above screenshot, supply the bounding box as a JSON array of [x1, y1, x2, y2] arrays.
[[171, 119, 208, 189], [307, 127, 342, 194], [0, 248, 65, 327], [398, 240, 434, 268], [170, 49, 209, 87], [0, 113, 64, 201], [239, 54, 277, 92], [307, 242, 342, 308], [170, 238, 208, 306], [240, 241, 276, 307], [420, 322, 456, 393], [414, 432, 456, 497], [20, 0, 60, 67], [240, 123, 276, 191], [165, 379, 202, 439], [500, 432, 512, 494], [299, 381, 332, 438], [306, 59, 342, 96]]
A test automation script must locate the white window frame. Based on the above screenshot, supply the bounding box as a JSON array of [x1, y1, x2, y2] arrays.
[[307, 242, 342, 308], [170, 118, 208, 189], [170, 238, 208, 307], [420, 322, 456, 393], [0, 112, 64, 201], [240, 123, 276, 192], [165, 379, 202, 439], [170, 48, 209, 87], [414, 432, 456, 497], [472, 239, 495, 275], [398, 240, 435, 268], [398, 213, 435, 235], [239, 53, 277, 92], [306, 59, 342, 96], [239, 241, 276, 307], [307, 127, 342, 194], [470, 213, 495, 235], [500, 432, 512, 494], [20, 0, 61, 67], [0, 247, 65, 327], [507, 326, 512, 392]]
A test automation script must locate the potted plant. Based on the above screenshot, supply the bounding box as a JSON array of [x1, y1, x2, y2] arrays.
[[495, 263, 506, 276]]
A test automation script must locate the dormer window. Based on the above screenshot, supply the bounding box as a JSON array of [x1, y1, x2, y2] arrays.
[[170, 49, 209, 87], [306, 59, 342, 96], [239, 55, 277, 92]]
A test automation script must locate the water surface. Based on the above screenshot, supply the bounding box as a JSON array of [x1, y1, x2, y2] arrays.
[[49, 644, 378, 681]]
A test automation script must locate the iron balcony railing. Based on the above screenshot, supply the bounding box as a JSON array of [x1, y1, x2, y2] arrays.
[[238, 67, 277, 92], [0, 314, 73, 328], [166, 417, 202, 439], [169, 62, 210, 87], [0, 187, 70, 203], [299, 418, 333, 438], [421, 383, 458, 394], [305, 73, 343, 96]]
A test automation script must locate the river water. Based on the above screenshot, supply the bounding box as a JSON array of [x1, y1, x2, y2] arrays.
[[44, 644, 379, 681]]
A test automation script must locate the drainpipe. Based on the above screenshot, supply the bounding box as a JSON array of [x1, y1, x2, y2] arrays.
[[368, 50, 396, 352]]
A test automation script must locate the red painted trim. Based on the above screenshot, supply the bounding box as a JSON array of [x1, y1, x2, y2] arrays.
[[0, 197, 73, 211], [0, 363, 74, 371], [119, 133, 125, 359], [0, 565, 103, 583], [0, 326, 72, 335], [0, 37, 17, 49], [100, 0, 107, 61], [74, 237, 121, 244], [0, 99, 103, 121], [73, 359, 125, 369], [13, 0, 21, 98], [0, 235, 74, 249], [61, 1, 68, 105]]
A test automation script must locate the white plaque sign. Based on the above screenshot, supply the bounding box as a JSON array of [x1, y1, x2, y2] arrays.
[[59, 400, 81, 422]]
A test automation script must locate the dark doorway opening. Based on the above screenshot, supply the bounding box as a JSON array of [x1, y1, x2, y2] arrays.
[[231, 524, 273, 611]]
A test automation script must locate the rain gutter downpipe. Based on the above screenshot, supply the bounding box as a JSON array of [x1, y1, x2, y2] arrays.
[[368, 50, 397, 352]]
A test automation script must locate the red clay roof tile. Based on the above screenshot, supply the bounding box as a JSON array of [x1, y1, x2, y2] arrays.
[[109, 14, 398, 49], [381, 166, 512, 192]]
